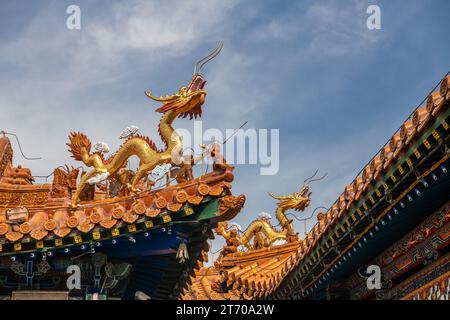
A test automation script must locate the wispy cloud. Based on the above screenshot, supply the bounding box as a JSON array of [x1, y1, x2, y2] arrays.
[[0, 0, 238, 175], [250, 0, 382, 55]]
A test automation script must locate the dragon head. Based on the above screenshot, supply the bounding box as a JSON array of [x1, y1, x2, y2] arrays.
[[269, 186, 312, 212], [268, 170, 327, 212], [145, 42, 224, 119]]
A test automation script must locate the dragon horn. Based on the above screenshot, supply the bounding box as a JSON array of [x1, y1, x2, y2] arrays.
[[144, 91, 178, 102], [198, 41, 224, 74], [193, 41, 224, 75], [268, 192, 290, 200], [303, 169, 319, 184], [308, 172, 328, 183]]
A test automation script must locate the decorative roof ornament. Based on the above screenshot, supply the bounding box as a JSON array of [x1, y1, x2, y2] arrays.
[[66, 42, 224, 207], [93, 141, 110, 154], [193, 41, 224, 76], [119, 125, 139, 139], [176, 242, 189, 263], [217, 176, 323, 251]]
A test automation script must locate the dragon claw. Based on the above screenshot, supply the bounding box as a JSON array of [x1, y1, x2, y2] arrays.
[[127, 184, 141, 194], [69, 202, 78, 209]]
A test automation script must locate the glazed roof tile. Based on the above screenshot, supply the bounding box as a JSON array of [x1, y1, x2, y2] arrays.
[[181, 241, 302, 300], [0, 162, 237, 244], [294, 75, 450, 268], [181, 74, 450, 300]]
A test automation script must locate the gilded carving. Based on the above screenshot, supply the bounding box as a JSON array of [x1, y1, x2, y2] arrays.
[[217, 182, 314, 252], [67, 43, 223, 207], [218, 195, 246, 220], [132, 200, 147, 215], [112, 205, 125, 219], [0, 139, 13, 176]]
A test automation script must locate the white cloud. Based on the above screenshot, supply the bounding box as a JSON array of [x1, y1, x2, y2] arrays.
[[2, 0, 237, 87], [0, 0, 238, 176], [76, 0, 237, 65], [251, 0, 382, 57]]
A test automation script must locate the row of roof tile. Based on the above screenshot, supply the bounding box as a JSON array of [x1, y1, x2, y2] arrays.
[[0, 166, 234, 243], [181, 74, 450, 300]]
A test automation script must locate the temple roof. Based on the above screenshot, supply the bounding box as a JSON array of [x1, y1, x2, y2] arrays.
[[274, 74, 450, 298], [0, 133, 244, 254], [181, 74, 450, 300], [0, 134, 246, 299], [181, 242, 302, 299], [0, 137, 13, 177], [0, 164, 238, 243]]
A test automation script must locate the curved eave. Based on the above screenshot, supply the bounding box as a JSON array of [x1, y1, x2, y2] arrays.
[[274, 77, 450, 299], [0, 165, 241, 255], [180, 242, 302, 300]]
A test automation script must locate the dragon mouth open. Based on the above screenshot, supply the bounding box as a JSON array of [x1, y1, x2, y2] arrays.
[[148, 74, 207, 119], [146, 42, 223, 119], [178, 74, 207, 119]]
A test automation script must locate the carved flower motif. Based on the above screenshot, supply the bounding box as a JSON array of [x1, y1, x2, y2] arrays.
[[133, 201, 147, 215], [155, 196, 168, 209], [176, 191, 188, 203], [66, 216, 79, 228], [198, 184, 210, 196], [44, 219, 57, 231], [112, 205, 125, 219]]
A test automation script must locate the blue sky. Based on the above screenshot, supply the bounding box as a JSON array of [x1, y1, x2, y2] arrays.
[[1, 0, 449, 260]]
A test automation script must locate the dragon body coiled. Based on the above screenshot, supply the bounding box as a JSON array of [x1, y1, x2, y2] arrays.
[[217, 186, 311, 250], [67, 43, 223, 208]]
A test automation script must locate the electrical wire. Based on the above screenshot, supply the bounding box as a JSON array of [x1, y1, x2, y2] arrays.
[[0, 131, 42, 160]]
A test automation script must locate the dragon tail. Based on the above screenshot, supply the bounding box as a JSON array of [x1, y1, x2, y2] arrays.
[[67, 132, 92, 162]]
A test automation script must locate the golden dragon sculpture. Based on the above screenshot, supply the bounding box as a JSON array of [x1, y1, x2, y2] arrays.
[[67, 42, 224, 207], [217, 171, 326, 251]]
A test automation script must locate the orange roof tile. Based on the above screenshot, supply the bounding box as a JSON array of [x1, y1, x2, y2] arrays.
[[0, 164, 238, 244], [181, 241, 302, 300], [294, 76, 450, 269], [0, 137, 13, 177], [0, 163, 34, 186], [181, 74, 450, 300]]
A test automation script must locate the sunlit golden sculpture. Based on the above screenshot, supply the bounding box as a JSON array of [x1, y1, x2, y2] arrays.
[[216, 172, 327, 252], [67, 43, 224, 207], [217, 185, 310, 250]]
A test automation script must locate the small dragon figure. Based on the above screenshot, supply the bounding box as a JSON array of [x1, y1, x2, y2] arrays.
[[217, 171, 326, 251], [67, 42, 224, 207], [50, 165, 80, 198], [217, 186, 310, 250]]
